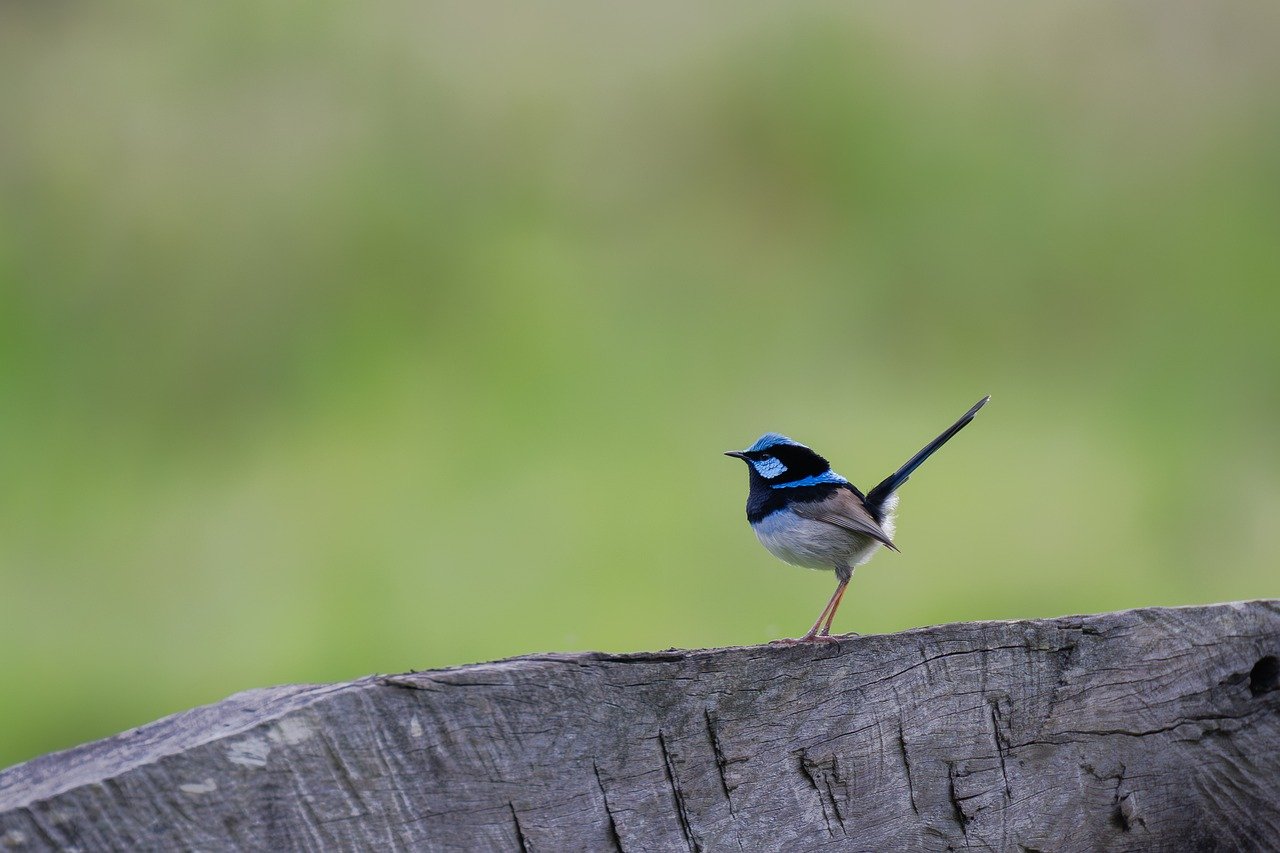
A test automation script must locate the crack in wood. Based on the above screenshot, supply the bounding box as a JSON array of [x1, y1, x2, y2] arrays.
[[946, 762, 970, 835], [657, 730, 701, 852], [592, 762, 625, 853], [702, 709, 737, 816], [1083, 761, 1141, 834], [796, 752, 835, 838], [1016, 704, 1272, 749], [896, 720, 919, 816], [874, 643, 1032, 693], [796, 748, 848, 838], [1116, 792, 1145, 833], [988, 698, 1012, 802], [509, 802, 532, 853]]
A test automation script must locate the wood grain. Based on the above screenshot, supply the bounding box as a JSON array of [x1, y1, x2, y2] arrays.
[[2, 601, 1277, 851]]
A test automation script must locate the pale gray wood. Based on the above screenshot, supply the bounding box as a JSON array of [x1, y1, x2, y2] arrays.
[[1, 601, 1277, 852]]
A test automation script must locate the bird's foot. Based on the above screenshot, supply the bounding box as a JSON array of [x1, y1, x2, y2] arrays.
[[771, 633, 841, 645]]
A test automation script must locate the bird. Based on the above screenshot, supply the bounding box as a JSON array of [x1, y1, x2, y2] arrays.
[[725, 396, 990, 643]]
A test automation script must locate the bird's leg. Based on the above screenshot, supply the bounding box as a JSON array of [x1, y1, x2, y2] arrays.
[[770, 569, 855, 645], [817, 581, 849, 637], [791, 578, 847, 643], [770, 583, 843, 645], [816, 565, 856, 638]]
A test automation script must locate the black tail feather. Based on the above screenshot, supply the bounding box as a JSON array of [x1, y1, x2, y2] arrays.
[[865, 396, 990, 516]]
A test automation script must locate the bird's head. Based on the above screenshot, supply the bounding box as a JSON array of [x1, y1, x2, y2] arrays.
[[724, 433, 837, 486]]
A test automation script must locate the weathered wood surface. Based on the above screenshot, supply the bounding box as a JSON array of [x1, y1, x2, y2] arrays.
[[1, 602, 1277, 852]]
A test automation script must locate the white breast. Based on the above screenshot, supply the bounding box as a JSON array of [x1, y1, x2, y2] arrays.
[[752, 510, 884, 571]]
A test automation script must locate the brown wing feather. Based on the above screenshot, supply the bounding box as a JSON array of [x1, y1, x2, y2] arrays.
[[790, 489, 899, 551]]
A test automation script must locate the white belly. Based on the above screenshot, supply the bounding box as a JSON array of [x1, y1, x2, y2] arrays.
[[752, 510, 886, 571]]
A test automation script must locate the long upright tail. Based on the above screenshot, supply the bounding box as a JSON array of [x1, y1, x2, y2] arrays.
[[864, 395, 990, 517]]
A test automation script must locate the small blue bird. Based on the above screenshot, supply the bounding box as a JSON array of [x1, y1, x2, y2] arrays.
[[726, 396, 990, 642]]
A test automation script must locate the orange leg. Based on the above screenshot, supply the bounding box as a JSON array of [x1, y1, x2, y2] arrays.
[[818, 582, 849, 636], [797, 578, 848, 642]]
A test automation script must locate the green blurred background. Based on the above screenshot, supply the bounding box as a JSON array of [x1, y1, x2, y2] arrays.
[[2, 2, 1278, 769]]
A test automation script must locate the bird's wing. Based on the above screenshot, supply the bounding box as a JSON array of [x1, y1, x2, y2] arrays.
[[790, 489, 899, 552]]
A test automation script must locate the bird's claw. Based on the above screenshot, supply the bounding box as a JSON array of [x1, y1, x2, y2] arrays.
[[770, 633, 842, 645]]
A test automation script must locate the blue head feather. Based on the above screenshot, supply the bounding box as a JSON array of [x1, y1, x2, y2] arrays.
[[746, 433, 801, 453]]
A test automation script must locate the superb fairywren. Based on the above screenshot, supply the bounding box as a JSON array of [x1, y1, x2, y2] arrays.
[[726, 396, 990, 642]]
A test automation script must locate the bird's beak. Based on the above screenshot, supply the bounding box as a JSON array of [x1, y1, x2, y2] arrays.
[[724, 450, 747, 460]]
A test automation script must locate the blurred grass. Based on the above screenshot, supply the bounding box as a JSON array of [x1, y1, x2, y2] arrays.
[[2, 2, 1279, 769]]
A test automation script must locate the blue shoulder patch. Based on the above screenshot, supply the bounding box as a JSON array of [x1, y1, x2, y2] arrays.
[[747, 432, 800, 453], [771, 471, 849, 489]]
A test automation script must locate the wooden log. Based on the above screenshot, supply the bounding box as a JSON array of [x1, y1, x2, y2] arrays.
[[1, 601, 1277, 851]]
